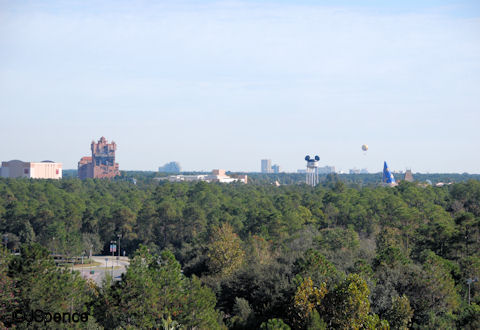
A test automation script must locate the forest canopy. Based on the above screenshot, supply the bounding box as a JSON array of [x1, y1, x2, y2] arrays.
[[0, 177, 479, 328]]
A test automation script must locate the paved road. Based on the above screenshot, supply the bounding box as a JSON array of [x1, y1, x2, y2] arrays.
[[75, 256, 130, 286]]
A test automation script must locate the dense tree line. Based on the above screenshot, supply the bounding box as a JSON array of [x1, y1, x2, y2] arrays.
[[62, 169, 480, 186], [242, 172, 480, 186], [0, 177, 479, 328]]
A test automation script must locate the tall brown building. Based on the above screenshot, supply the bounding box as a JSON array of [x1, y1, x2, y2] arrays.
[[404, 169, 414, 182], [78, 137, 120, 179]]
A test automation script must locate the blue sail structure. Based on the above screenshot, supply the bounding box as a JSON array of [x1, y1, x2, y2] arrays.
[[382, 161, 396, 184]]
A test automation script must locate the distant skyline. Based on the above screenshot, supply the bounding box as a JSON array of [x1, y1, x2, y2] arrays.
[[1, 0, 479, 173]]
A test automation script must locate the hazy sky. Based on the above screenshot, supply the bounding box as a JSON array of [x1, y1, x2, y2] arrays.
[[1, 0, 479, 173]]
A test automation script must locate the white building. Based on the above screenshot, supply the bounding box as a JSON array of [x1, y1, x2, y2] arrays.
[[165, 169, 247, 184], [0, 160, 62, 179]]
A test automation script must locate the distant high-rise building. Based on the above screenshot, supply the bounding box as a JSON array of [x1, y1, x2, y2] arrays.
[[404, 169, 414, 182], [272, 164, 281, 173], [78, 137, 120, 179], [0, 160, 62, 179], [349, 168, 360, 174], [159, 161, 181, 173], [317, 166, 335, 174], [261, 159, 272, 173]]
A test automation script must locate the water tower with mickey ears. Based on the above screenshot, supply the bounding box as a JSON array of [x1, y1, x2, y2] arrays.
[[305, 155, 320, 187]]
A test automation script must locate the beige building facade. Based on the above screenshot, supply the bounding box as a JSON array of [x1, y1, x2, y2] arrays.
[[0, 160, 62, 179]]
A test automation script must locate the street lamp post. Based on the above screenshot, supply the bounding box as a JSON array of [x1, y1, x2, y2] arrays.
[[117, 234, 122, 266], [467, 277, 479, 305], [109, 240, 116, 278], [105, 258, 108, 281], [81, 252, 85, 276], [117, 234, 122, 259]]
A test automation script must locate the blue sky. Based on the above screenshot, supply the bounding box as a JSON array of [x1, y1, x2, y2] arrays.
[[0, 0, 479, 172]]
